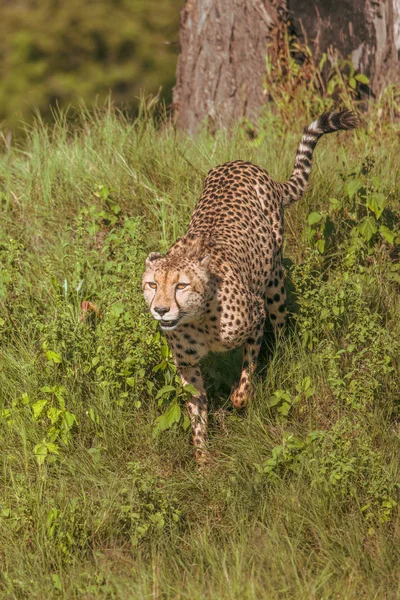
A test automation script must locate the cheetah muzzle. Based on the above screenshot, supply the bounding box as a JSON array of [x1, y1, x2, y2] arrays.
[[142, 110, 358, 466]]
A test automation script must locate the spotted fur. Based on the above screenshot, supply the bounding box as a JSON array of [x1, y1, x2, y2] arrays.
[[142, 110, 357, 465]]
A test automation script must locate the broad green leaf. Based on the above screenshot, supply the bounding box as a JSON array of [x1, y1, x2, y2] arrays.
[[349, 77, 357, 89], [372, 176, 381, 188], [46, 442, 59, 454], [153, 415, 167, 435], [346, 178, 362, 199], [155, 385, 176, 400], [109, 301, 124, 318], [126, 377, 135, 387], [31, 400, 47, 420], [277, 402, 291, 416], [316, 239, 325, 254], [357, 216, 377, 242], [327, 78, 336, 95], [379, 225, 395, 244], [45, 350, 62, 364], [184, 384, 199, 396], [56, 392, 66, 410], [1, 408, 11, 421], [367, 192, 386, 219], [355, 73, 369, 84], [149, 512, 165, 528], [52, 574, 62, 592], [269, 390, 290, 407], [286, 437, 305, 450], [34, 443, 48, 466], [306, 431, 322, 443], [89, 408, 99, 424], [268, 395, 282, 407], [161, 345, 169, 359], [308, 212, 323, 225], [63, 411, 77, 429], [48, 407, 62, 424], [21, 392, 30, 405], [329, 197, 340, 209], [153, 401, 181, 435], [86, 223, 99, 235], [165, 401, 181, 427]]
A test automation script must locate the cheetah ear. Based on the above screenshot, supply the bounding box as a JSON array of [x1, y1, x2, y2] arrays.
[[145, 252, 162, 267], [199, 254, 211, 269]]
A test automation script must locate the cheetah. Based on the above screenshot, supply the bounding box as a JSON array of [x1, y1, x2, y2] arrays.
[[142, 111, 357, 465]]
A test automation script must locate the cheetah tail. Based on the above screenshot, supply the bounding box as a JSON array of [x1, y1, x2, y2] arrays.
[[280, 110, 359, 208]]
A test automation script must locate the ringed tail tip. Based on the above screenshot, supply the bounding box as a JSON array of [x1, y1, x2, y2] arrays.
[[281, 109, 359, 208], [311, 109, 359, 134]]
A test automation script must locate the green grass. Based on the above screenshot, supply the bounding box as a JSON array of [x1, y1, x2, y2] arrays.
[[0, 104, 399, 599]]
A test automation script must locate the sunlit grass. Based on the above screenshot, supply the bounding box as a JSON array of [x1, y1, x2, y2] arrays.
[[0, 103, 399, 598]]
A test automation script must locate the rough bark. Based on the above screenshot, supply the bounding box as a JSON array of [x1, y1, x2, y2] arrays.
[[287, 0, 400, 96], [173, 0, 400, 132], [172, 0, 285, 133]]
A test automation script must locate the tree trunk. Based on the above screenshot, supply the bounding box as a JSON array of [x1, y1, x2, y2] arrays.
[[287, 0, 400, 97], [173, 0, 400, 133], [172, 0, 285, 133]]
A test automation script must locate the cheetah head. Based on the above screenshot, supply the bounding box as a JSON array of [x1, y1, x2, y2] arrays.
[[142, 248, 212, 331]]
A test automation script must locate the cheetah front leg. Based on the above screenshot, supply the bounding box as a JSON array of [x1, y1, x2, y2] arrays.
[[177, 363, 208, 466], [165, 331, 209, 466]]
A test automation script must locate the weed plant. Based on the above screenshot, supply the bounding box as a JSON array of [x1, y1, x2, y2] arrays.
[[0, 98, 399, 598]]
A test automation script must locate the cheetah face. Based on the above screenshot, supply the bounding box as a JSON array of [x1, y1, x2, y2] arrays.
[[142, 252, 211, 331]]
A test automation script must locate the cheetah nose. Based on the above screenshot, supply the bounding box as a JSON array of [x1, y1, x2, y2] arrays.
[[154, 306, 170, 317]]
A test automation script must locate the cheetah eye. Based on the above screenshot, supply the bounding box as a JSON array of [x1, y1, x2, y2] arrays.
[[148, 282, 157, 290], [176, 283, 188, 291]]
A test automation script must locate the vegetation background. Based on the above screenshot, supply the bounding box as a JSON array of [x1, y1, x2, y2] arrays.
[[0, 1, 400, 598], [0, 0, 181, 130]]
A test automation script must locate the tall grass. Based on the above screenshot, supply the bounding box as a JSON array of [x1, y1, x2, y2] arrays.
[[0, 103, 399, 599]]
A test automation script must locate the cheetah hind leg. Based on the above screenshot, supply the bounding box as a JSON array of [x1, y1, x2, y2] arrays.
[[230, 317, 264, 409], [265, 265, 287, 336]]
